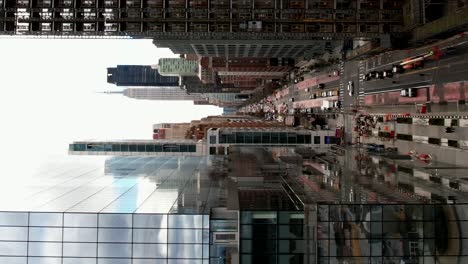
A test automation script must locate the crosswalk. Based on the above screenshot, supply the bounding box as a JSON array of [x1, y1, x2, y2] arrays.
[[339, 61, 345, 111], [358, 60, 366, 106]]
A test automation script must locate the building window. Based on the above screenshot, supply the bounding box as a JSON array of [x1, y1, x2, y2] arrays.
[[209, 147, 216, 155], [209, 135, 217, 144], [314, 136, 321, 144]]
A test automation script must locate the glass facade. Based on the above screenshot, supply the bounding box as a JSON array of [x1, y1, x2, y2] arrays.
[[70, 143, 197, 153], [219, 132, 315, 145], [0, 156, 222, 264], [0, 212, 210, 264], [240, 211, 311, 264], [316, 203, 468, 264]]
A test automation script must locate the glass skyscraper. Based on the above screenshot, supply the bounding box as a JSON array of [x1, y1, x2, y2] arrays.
[[1, 146, 468, 264], [107, 66, 179, 87]]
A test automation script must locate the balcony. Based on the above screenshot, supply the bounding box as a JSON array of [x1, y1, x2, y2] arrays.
[[57, 0, 73, 7], [40, 10, 52, 19], [126, 22, 140, 31], [143, 10, 163, 18], [167, 0, 185, 8], [210, 0, 229, 9], [62, 22, 73, 31], [144, 22, 162, 31], [103, 0, 118, 7], [189, 0, 207, 8], [307, 0, 333, 9], [40, 22, 51, 31], [16, 22, 30, 31], [104, 22, 118, 31], [34, 0, 52, 7], [83, 22, 96, 31], [359, 0, 379, 9], [61, 9, 74, 19], [83, 10, 97, 20], [16, 0, 30, 7], [144, 0, 162, 8], [232, 0, 250, 9], [166, 23, 185, 32], [189, 22, 208, 32]]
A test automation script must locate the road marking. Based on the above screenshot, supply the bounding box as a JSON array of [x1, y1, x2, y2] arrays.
[[401, 66, 438, 76]]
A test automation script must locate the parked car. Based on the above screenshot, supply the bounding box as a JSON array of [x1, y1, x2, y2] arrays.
[[375, 71, 385, 79], [382, 70, 393, 78], [392, 65, 405, 73], [347, 81, 354, 96], [400, 88, 417, 97]]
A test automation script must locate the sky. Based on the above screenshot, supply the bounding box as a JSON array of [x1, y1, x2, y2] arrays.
[[0, 38, 222, 171]]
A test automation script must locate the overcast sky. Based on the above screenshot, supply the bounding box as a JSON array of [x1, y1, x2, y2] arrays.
[[0, 38, 222, 171]]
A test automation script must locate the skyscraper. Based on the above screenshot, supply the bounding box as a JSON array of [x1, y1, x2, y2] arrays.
[[104, 87, 205, 101], [107, 65, 179, 87], [7, 144, 467, 264], [1, 0, 404, 57], [157, 58, 199, 77]]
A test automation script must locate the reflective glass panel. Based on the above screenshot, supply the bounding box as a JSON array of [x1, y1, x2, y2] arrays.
[[63, 228, 97, 242], [98, 228, 131, 242], [29, 227, 62, 242], [133, 228, 167, 243], [28, 257, 61, 264], [64, 213, 97, 227], [133, 214, 167, 228], [133, 243, 167, 258], [29, 213, 63, 227], [0, 242, 27, 256], [168, 229, 203, 243], [168, 244, 202, 258], [0, 227, 28, 241], [98, 214, 132, 227], [28, 242, 62, 257], [168, 215, 203, 228], [0, 212, 28, 226], [97, 259, 131, 264], [63, 243, 97, 257], [63, 258, 97, 264], [97, 243, 131, 258], [168, 260, 202, 264], [133, 260, 167, 264]]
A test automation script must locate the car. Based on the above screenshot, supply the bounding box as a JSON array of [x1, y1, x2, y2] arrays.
[[369, 71, 378, 78], [289, 98, 295, 102], [318, 83, 325, 89], [400, 88, 417, 97], [375, 71, 385, 79], [364, 74, 372, 81], [347, 81, 354, 96], [382, 70, 393, 78], [392, 65, 404, 73], [305, 88, 309, 92]]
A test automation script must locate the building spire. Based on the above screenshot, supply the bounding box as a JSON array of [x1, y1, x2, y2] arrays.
[[97, 90, 124, 94]]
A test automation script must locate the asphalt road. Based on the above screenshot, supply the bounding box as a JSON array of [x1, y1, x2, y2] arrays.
[[336, 34, 468, 112], [363, 41, 468, 95], [341, 60, 363, 109]]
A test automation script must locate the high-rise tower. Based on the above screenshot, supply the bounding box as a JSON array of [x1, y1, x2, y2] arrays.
[[1, 0, 405, 57], [107, 65, 179, 87]]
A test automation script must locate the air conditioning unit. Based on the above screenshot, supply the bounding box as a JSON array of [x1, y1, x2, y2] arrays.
[[213, 232, 238, 244]]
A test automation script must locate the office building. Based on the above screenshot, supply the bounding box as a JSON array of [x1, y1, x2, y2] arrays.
[[3, 144, 468, 264], [153, 123, 191, 140], [69, 127, 336, 157], [1, 0, 404, 57], [157, 58, 199, 77], [115, 87, 205, 101], [107, 66, 179, 87], [199, 57, 292, 88]]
